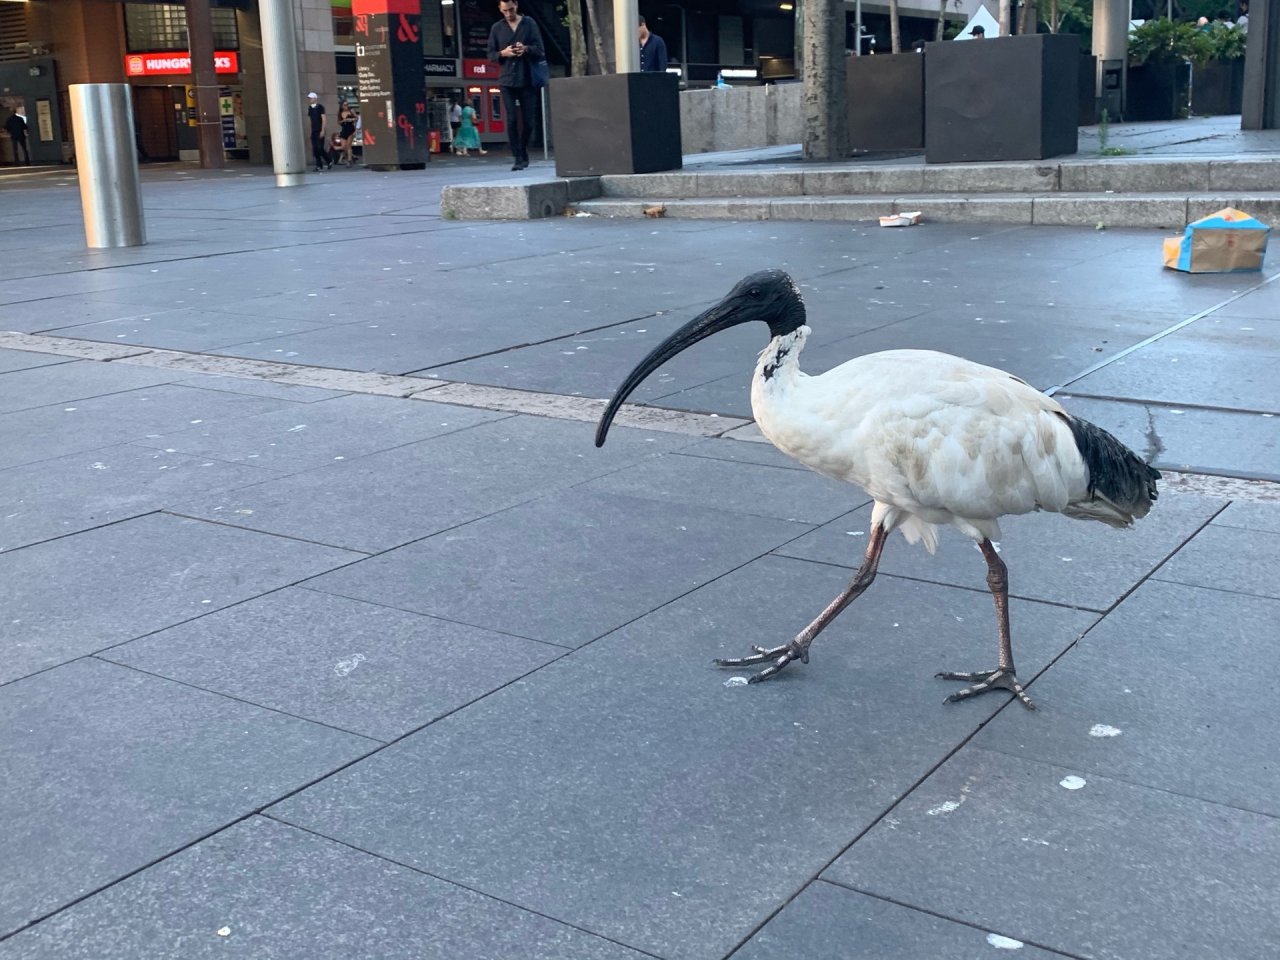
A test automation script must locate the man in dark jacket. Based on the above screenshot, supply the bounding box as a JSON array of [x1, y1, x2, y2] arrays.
[[487, 0, 544, 171], [4, 110, 29, 165], [638, 17, 668, 72]]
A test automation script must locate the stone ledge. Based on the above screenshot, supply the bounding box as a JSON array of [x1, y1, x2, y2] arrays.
[[441, 176, 602, 220]]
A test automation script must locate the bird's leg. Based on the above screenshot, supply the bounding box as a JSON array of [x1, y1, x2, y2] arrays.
[[936, 539, 1036, 709], [715, 525, 888, 683]]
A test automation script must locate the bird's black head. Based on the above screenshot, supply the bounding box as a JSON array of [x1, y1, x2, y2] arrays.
[[594, 269, 806, 447]]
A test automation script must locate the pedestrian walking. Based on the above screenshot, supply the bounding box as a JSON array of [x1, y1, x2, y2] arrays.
[[487, 0, 544, 171], [307, 92, 331, 172], [335, 101, 357, 166], [449, 100, 463, 153], [452, 103, 486, 156], [638, 17, 668, 73], [4, 109, 29, 166]]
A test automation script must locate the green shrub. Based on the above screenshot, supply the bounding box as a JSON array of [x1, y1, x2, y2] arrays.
[[1127, 18, 1213, 66], [1204, 21, 1247, 60]]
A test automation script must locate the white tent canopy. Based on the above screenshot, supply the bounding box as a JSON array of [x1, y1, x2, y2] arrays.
[[954, 6, 1002, 38]]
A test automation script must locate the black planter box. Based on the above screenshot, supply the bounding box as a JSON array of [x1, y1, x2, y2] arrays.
[[924, 33, 1080, 163], [1126, 62, 1190, 121], [550, 72, 682, 177], [846, 52, 924, 151], [1192, 59, 1245, 115]]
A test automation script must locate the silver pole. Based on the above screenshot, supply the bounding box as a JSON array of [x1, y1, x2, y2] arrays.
[[68, 84, 145, 249], [855, 0, 862, 55], [541, 87, 549, 160], [615, 0, 639, 72], [259, 0, 307, 187]]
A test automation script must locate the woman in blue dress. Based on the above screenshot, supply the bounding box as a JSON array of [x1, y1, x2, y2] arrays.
[[452, 104, 486, 157]]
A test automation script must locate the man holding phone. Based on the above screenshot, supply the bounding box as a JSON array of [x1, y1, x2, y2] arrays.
[[488, 0, 545, 171]]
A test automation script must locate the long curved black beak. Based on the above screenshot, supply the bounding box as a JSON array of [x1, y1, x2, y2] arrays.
[[595, 303, 737, 447]]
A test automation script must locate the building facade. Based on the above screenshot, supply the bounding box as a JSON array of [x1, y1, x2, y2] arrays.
[[0, 0, 978, 165]]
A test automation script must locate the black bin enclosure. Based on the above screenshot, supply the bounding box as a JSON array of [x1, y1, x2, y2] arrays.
[[550, 72, 682, 178], [924, 33, 1080, 163], [846, 52, 925, 151]]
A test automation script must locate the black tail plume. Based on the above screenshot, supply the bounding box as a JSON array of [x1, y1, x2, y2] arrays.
[[1059, 413, 1161, 519]]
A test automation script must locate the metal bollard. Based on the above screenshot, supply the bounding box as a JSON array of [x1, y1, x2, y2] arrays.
[[69, 84, 146, 248]]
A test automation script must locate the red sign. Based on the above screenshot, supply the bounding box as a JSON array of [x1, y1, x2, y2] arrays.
[[463, 58, 499, 80], [124, 51, 240, 77]]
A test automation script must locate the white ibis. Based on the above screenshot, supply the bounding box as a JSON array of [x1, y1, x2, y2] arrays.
[[595, 270, 1160, 709]]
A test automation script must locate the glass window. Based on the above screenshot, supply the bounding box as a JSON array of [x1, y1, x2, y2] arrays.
[[125, 4, 240, 52]]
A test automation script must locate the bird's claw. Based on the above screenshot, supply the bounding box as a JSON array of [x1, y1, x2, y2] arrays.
[[714, 639, 809, 682], [937, 666, 1036, 709]]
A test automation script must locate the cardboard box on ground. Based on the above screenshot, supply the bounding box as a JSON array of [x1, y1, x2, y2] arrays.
[[1163, 208, 1270, 273]]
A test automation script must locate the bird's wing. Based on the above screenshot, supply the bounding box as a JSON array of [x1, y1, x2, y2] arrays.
[[798, 351, 1085, 521]]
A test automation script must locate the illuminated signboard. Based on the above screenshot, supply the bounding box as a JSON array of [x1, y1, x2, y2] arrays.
[[124, 52, 241, 77]]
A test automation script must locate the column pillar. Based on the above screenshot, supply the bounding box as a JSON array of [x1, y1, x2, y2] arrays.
[[259, 0, 308, 185], [185, 0, 225, 168]]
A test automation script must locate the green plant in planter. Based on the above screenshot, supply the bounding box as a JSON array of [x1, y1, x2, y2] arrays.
[[1127, 18, 1213, 66], [1204, 21, 1248, 60]]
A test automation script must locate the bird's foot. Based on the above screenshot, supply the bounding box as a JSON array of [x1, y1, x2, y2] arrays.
[[936, 667, 1036, 709], [714, 639, 808, 683]]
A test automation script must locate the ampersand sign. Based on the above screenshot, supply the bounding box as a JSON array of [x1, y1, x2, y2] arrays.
[[396, 14, 420, 43]]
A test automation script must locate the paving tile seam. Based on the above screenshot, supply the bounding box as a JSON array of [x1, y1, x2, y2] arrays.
[[290, 584, 575, 651], [88, 654, 390, 745], [955, 742, 1280, 824], [0, 811, 264, 945], [718, 691, 1033, 958], [1058, 391, 1280, 419], [1045, 269, 1280, 396], [1148, 574, 1280, 606], [766, 554, 1113, 615], [254, 814, 672, 960], [158, 509, 377, 557], [810, 880, 1089, 960]]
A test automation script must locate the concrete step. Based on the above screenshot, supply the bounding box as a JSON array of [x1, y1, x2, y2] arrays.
[[571, 193, 1280, 228], [598, 158, 1280, 199]]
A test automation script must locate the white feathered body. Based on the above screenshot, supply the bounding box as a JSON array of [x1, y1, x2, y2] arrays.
[[751, 328, 1137, 552]]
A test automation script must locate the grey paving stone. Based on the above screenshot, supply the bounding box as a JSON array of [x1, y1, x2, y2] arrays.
[[974, 579, 1280, 815], [1050, 394, 1280, 481], [0, 360, 177, 415], [133, 393, 507, 471], [677, 435, 829, 472], [1153, 523, 1280, 600], [0, 384, 299, 470], [0, 817, 649, 960], [823, 747, 1280, 960], [1212, 499, 1280, 535], [579, 448, 861, 524], [0, 348, 70, 374], [103, 588, 560, 742], [733, 881, 1066, 960], [305, 488, 813, 647], [171, 373, 348, 402], [170, 415, 689, 552], [0, 443, 281, 552], [1, 296, 163, 333], [42, 309, 328, 353], [272, 556, 1095, 960], [1064, 320, 1280, 413], [0, 512, 360, 684], [777, 491, 1225, 611], [0, 659, 375, 939], [1213, 279, 1280, 320]]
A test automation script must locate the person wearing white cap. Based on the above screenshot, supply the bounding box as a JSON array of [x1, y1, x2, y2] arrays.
[[307, 92, 331, 171]]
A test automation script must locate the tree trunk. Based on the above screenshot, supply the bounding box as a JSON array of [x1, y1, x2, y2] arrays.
[[568, 0, 588, 75], [998, 0, 1013, 35], [801, 0, 849, 159], [1019, 0, 1037, 34], [583, 0, 609, 74], [1048, 0, 1059, 32], [936, 0, 947, 41], [889, 0, 902, 52]]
